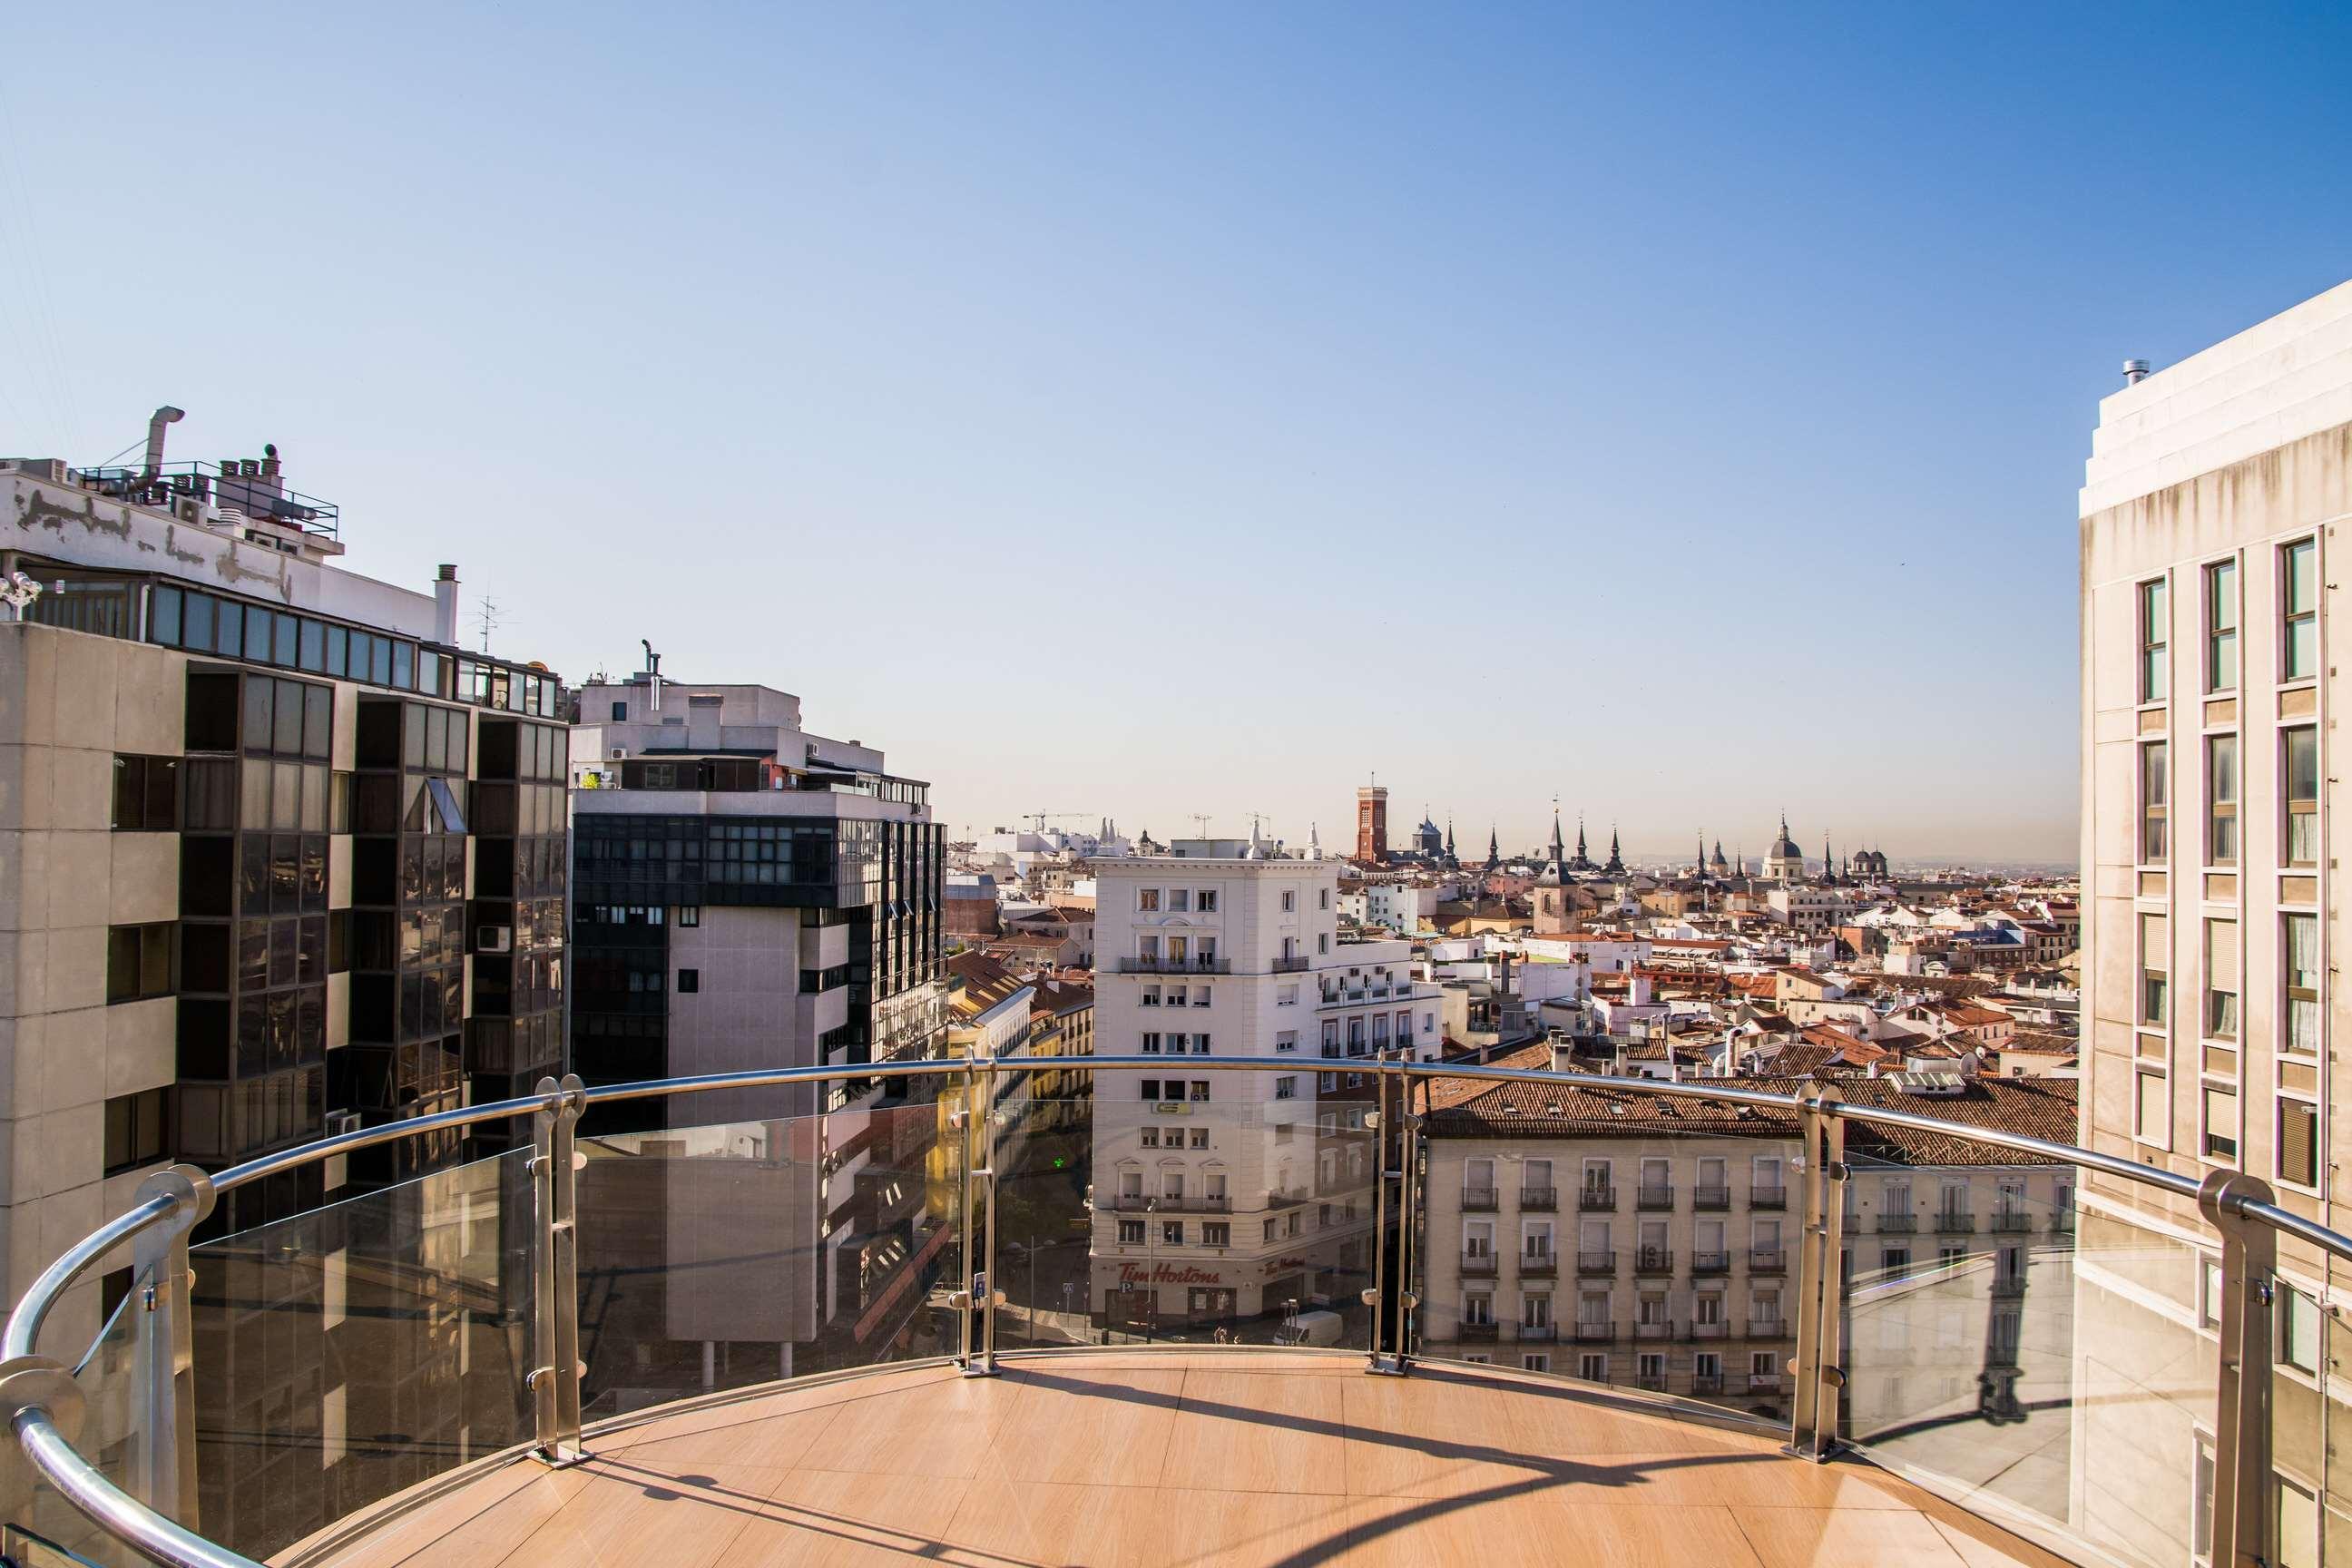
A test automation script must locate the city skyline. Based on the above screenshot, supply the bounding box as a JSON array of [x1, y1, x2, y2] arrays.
[[5, 7, 2347, 866]]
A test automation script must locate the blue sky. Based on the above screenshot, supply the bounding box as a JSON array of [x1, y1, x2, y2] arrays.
[[5, 4, 2348, 864]]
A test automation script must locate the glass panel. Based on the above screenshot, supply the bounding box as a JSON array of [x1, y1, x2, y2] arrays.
[[22, 1264, 154, 1567], [574, 1096, 957, 1414], [995, 1095, 1379, 1349], [188, 1148, 535, 1562], [1842, 1171, 2217, 1568]]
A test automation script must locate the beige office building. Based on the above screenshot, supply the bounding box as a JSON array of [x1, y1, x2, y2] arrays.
[[2079, 278, 2352, 1564]]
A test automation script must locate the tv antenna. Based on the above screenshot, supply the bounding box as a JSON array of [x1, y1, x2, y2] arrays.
[[470, 596, 503, 653], [1188, 814, 1213, 838]]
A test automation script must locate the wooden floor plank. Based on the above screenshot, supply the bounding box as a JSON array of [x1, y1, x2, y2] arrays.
[[312, 1357, 2063, 1568]]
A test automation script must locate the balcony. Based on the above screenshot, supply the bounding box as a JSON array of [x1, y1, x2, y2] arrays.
[[1632, 1248, 1674, 1275], [1989, 1209, 2032, 1232], [1270, 954, 1312, 973], [1691, 1372, 1725, 1396], [1460, 1186, 1498, 1211], [1460, 1251, 1498, 1277], [1578, 1184, 1618, 1210], [1693, 1183, 1731, 1211], [1751, 1185, 1787, 1210], [1114, 956, 1232, 975], [1689, 1250, 1731, 1275], [1749, 1248, 1787, 1274], [1877, 1212, 1917, 1234], [1099, 1193, 1230, 1213], [1, 1055, 2293, 1568], [1519, 1185, 1558, 1211], [1935, 1210, 1976, 1234], [1518, 1253, 1559, 1279], [1637, 1373, 1670, 1393], [1636, 1184, 1675, 1210]]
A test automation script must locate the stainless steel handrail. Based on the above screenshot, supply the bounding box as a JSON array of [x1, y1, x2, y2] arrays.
[[7, 1051, 2347, 1568]]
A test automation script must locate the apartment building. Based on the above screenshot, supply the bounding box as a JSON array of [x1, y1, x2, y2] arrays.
[[567, 671, 946, 1124], [1087, 853, 1442, 1331], [0, 448, 568, 1318], [1418, 1050, 2078, 1421], [2079, 279, 2352, 1564]]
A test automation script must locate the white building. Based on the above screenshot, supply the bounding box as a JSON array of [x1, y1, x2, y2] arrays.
[[1087, 854, 1443, 1330]]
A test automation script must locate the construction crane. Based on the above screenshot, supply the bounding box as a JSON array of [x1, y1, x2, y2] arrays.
[[1024, 811, 1093, 834]]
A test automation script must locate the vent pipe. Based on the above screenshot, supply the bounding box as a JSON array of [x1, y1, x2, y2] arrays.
[[2122, 358, 2151, 386], [141, 407, 184, 479], [433, 564, 460, 646]]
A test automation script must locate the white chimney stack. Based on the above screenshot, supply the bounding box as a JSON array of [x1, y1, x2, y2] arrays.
[[434, 564, 460, 646]]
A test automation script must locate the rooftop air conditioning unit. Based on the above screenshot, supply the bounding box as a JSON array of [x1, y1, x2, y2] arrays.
[[610, 748, 626, 760], [173, 495, 220, 526], [478, 925, 514, 955]]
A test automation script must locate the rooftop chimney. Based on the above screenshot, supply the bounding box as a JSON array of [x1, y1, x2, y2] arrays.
[[2122, 358, 2151, 386], [434, 564, 460, 646], [141, 407, 184, 480]]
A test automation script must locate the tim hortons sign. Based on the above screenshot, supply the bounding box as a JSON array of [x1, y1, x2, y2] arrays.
[[1113, 1261, 1225, 1288]]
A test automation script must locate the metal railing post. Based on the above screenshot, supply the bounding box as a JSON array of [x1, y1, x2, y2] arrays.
[[1363, 1057, 1401, 1374], [976, 1058, 1003, 1377], [1786, 1087, 1846, 1461], [2200, 1171, 2277, 1568], [529, 1075, 586, 1465], [1392, 1106, 1421, 1374], [126, 1165, 213, 1526]]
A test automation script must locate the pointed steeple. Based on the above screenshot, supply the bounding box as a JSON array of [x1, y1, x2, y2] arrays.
[[1604, 826, 1625, 877], [1485, 823, 1500, 873]]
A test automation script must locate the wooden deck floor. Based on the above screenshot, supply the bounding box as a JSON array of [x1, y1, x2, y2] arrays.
[[306, 1353, 2075, 1568]]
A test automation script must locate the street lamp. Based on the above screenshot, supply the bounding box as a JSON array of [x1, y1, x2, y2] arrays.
[[1143, 1198, 1158, 1343]]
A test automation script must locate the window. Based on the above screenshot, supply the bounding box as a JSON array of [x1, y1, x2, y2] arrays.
[[1118, 1220, 1145, 1245], [2140, 578, 2169, 701], [2141, 741, 2169, 861], [1579, 1352, 1608, 1380], [1197, 889, 1218, 912], [2140, 913, 2170, 1026], [111, 755, 179, 830], [2285, 913, 2320, 1057], [1140, 1128, 1159, 1149], [677, 968, 700, 994], [1191, 1128, 1209, 1150], [2201, 1084, 2238, 1161], [2204, 920, 2238, 1040], [1318, 934, 1328, 955], [1883, 1247, 1910, 1277], [1203, 1222, 1229, 1247], [1318, 889, 1329, 910], [2282, 1287, 2323, 1374], [2283, 539, 2318, 681], [1275, 1076, 1297, 1100], [2285, 727, 2319, 866], [106, 924, 172, 1004], [676, 906, 701, 927], [1522, 1353, 1550, 1373], [2205, 560, 2239, 690], [1522, 1294, 1551, 1329], [1138, 888, 1160, 913], [1141, 1080, 1161, 1101], [1161, 1220, 1184, 1246], [103, 1088, 168, 1176], [1275, 1030, 1298, 1053], [1282, 890, 1296, 913], [2135, 1071, 2169, 1148], [610, 700, 628, 720], [1167, 889, 1191, 913], [2206, 735, 2237, 864], [1190, 1081, 1210, 1102], [1142, 1033, 1161, 1054], [2280, 1098, 2319, 1189]]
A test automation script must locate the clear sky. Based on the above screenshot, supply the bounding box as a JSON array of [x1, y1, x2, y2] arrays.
[[5, 5, 2348, 866]]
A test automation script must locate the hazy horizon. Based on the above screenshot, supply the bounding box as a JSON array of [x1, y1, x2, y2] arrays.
[[7, 5, 2350, 863]]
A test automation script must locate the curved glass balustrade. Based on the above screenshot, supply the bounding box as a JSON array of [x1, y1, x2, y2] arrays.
[[0, 1058, 2337, 1568]]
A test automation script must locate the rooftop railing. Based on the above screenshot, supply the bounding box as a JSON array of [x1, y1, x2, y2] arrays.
[[0, 1054, 2332, 1568]]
